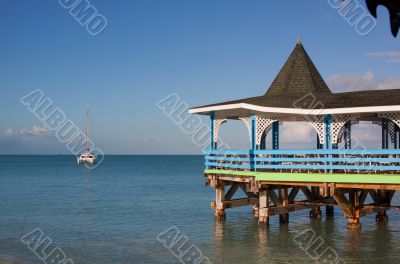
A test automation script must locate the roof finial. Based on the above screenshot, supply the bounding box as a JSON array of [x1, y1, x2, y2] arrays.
[[297, 36, 301, 45]]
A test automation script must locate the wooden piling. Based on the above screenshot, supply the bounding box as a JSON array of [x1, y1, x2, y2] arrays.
[[279, 187, 289, 224], [258, 190, 269, 225], [214, 182, 225, 220]]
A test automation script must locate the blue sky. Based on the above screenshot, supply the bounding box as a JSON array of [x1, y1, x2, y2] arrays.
[[0, 0, 399, 154]]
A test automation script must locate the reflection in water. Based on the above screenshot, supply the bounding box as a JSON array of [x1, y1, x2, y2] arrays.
[[206, 209, 400, 264], [346, 227, 361, 260]]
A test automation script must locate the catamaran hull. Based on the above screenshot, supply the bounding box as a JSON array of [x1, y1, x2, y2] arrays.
[[77, 156, 96, 164]]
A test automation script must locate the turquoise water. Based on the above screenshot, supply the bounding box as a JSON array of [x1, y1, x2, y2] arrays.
[[1, 156, 400, 264]]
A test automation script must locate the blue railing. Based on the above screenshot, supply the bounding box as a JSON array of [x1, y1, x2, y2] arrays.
[[205, 149, 400, 174]]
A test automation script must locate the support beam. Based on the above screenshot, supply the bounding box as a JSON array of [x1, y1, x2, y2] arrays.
[[332, 192, 353, 218], [300, 186, 315, 201], [260, 130, 267, 150], [326, 205, 334, 217], [359, 190, 368, 207], [264, 204, 321, 216], [210, 112, 215, 150], [272, 121, 279, 150], [375, 190, 395, 222], [344, 122, 352, 149], [376, 210, 388, 222], [225, 184, 239, 201], [324, 114, 332, 173], [310, 207, 322, 219], [348, 191, 361, 228], [259, 190, 269, 225], [382, 119, 389, 149], [279, 188, 289, 223], [251, 114, 256, 151], [397, 126, 400, 149], [223, 197, 258, 208], [288, 187, 300, 203], [250, 114, 256, 171], [310, 187, 321, 219], [214, 183, 225, 220], [268, 189, 281, 206], [394, 125, 399, 149]]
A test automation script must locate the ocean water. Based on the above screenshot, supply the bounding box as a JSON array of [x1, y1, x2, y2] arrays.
[[1, 155, 400, 264]]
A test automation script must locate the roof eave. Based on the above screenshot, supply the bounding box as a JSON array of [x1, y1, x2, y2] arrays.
[[189, 103, 400, 116]]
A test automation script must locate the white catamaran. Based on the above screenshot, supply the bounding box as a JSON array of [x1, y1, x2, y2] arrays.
[[77, 106, 96, 164]]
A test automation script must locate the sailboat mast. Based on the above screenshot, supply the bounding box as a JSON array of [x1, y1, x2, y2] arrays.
[[85, 106, 88, 153]]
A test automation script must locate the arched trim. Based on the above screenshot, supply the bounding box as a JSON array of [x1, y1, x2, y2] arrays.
[[308, 115, 325, 144], [331, 114, 359, 144], [239, 115, 279, 146], [255, 117, 279, 146], [213, 118, 227, 143], [373, 119, 398, 143], [378, 112, 400, 128], [337, 121, 359, 144]]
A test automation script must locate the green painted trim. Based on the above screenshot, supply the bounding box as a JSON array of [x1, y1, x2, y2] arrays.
[[204, 169, 400, 185]]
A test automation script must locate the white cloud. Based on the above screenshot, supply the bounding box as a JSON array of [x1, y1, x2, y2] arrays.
[[280, 123, 314, 145], [365, 51, 400, 58], [27, 125, 49, 136], [3, 128, 13, 137], [326, 70, 400, 92], [365, 51, 400, 63], [1, 125, 49, 139]]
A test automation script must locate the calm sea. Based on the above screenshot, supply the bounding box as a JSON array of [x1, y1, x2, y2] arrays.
[[1, 155, 400, 264]]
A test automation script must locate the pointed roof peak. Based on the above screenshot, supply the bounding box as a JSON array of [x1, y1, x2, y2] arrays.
[[264, 41, 332, 98], [297, 36, 301, 45]]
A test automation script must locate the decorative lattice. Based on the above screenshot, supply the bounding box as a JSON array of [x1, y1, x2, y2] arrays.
[[239, 116, 252, 139], [378, 112, 400, 129], [308, 115, 325, 144], [256, 117, 279, 145], [337, 121, 358, 144], [331, 114, 359, 144], [213, 118, 227, 143], [389, 121, 397, 143], [239, 115, 279, 146], [373, 120, 398, 143]]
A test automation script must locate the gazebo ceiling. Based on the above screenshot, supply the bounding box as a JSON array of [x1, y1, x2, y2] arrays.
[[189, 40, 400, 118]]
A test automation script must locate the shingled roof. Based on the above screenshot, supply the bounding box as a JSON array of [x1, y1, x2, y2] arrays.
[[189, 40, 400, 115], [265, 39, 332, 98]]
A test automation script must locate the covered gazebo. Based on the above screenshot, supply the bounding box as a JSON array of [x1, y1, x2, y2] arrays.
[[189, 40, 400, 228]]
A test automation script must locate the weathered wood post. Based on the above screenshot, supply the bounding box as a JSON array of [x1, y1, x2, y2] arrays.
[[214, 182, 225, 220], [347, 191, 361, 228], [376, 190, 391, 222], [326, 205, 334, 217], [279, 187, 289, 223], [310, 187, 322, 219], [259, 190, 269, 225]]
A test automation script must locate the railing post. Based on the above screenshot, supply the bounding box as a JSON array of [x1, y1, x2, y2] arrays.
[[317, 135, 323, 149], [324, 114, 332, 174], [272, 121, 279, 150], [250, 114, 256, 171], [272, 121, 280, 169], [344, 122, 352, 149], [210, 112, 215, 150], [382, 119, 389, 149]]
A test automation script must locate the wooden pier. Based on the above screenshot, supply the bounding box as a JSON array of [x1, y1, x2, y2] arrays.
[[189, 40, 400, 228], [206, 169, 400, 228]]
